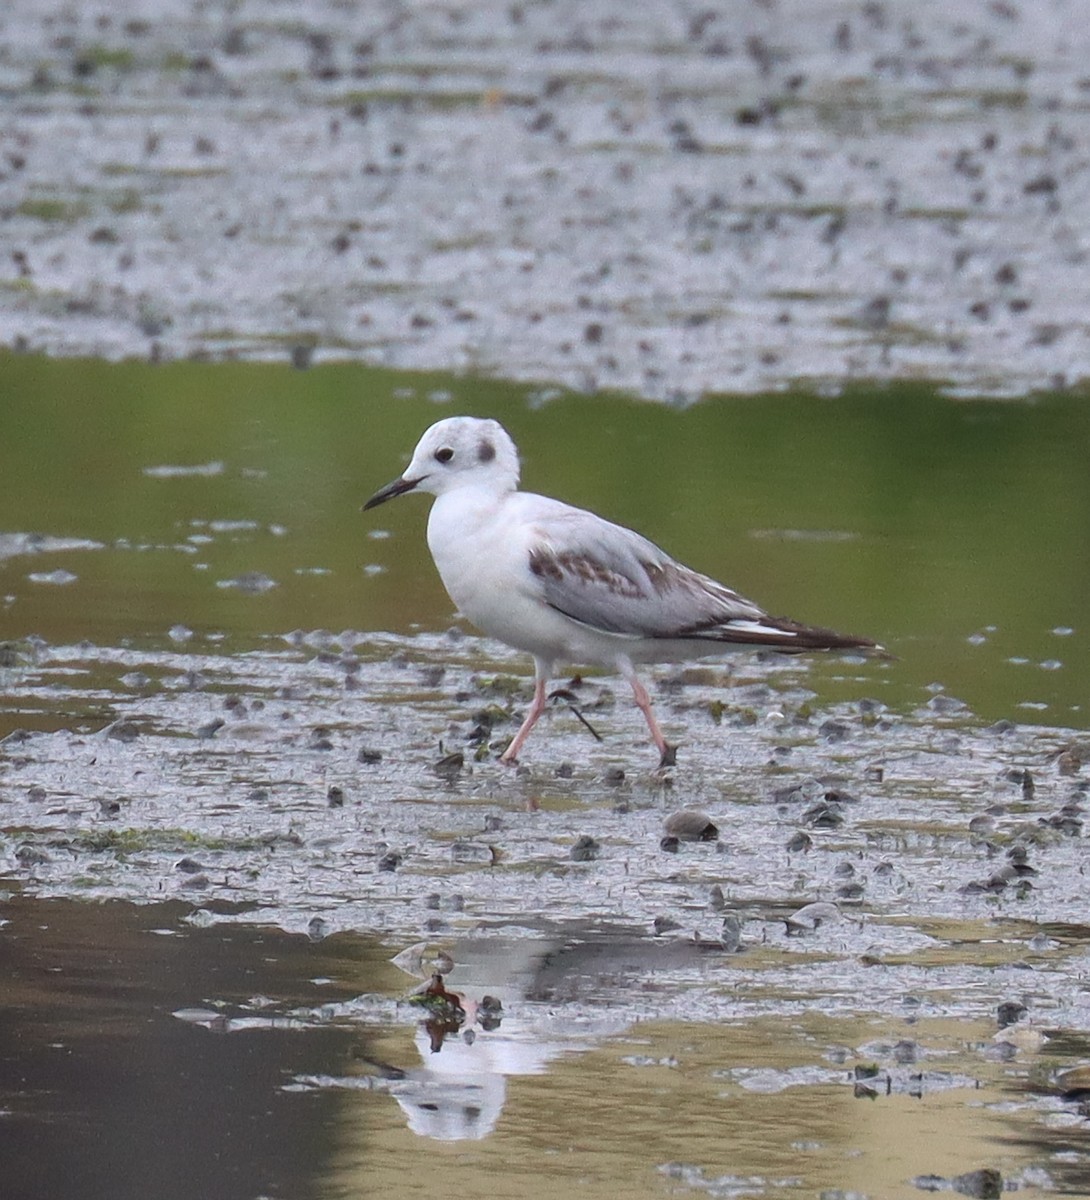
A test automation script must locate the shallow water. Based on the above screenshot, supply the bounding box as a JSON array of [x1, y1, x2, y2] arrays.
[[1, 352, 1087, 727], [4, 895, 1090, 1200], [2, 353, 1090, 1199]]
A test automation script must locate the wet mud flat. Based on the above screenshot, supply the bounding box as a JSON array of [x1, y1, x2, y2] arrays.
[[4, 632, 1090, 1191], [3, 0, 1090, 399], [2, 630, 1089, 1022]]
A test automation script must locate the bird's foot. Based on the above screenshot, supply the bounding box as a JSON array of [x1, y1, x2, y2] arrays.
[[498, 742, 520, 766], [658, 742, 679, 768]]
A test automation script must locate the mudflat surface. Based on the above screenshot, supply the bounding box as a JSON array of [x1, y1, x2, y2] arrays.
[[4, 4, 1090, 1192], [3, 628, 1090, 1191], [2, 0, 1090, 398], [3, 626, 1089, 1027]]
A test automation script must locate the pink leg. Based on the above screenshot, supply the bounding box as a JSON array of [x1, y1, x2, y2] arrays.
[[626, 671, 678, 767], [500, 676, 549, 765]]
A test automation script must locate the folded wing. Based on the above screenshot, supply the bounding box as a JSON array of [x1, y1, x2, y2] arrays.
[[526, 508, 873, 651]]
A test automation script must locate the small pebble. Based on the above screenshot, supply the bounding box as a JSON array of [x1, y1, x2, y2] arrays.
[[720, 914, 743, 953], [309, 727, 334, 751], [450, 840, 491, 864], [432, 751, 464, 779], [997, 1000, 1027, 1028], [570, 835, 600, 862], [307, 916, 330, 941], [893, 1039, 917, 1063], [950, 1168, 1002, 1200], [663, 809, 718, 842], [1056, 748, 1084, 775], [1056, 1066, 1090, 1097], [784, 901, 840, 934], [801, 801, 844, 828], [106, 720, 140, 742]]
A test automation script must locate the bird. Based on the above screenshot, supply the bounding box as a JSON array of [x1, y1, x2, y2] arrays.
[[364, 416, 877, 766]]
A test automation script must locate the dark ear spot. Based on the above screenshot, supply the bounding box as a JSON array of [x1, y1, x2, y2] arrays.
[[478, 440, 495, 463]]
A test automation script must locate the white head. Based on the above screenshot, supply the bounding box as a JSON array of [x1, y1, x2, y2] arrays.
[[363, 417, 520, 510]]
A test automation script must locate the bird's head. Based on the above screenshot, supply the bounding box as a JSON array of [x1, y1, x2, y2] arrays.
[[363, 417, 520, 510]]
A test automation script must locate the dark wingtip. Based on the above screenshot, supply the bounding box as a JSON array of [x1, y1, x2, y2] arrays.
[[688, 615, 885, 655], [748, 616, 886, 655]]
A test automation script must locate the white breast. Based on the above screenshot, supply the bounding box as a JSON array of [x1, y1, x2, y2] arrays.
[[425, 488, 595, 664]]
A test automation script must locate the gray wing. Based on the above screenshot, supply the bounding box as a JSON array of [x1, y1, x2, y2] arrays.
[[525, 506, 867, 650]]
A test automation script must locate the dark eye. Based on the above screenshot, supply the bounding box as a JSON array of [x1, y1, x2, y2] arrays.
[[434, 447, 454, 463]]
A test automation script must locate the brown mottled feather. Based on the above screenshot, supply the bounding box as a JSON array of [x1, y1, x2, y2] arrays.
[[528, 536, 873, 652]]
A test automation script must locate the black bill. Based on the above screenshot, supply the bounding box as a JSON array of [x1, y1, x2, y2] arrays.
[[362, 475, 422, 511]]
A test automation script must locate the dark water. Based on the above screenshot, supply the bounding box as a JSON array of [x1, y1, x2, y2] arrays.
[[5, 896, 1089, 1200], [0, 897, 376, 1200], [1, 351, 1086, 727]]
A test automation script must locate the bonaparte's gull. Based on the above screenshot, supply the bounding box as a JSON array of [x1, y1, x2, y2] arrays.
[[365, 417, 876, 766]]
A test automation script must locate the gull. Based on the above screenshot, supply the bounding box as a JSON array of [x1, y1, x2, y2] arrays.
[[364, 417, 876, 766]]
